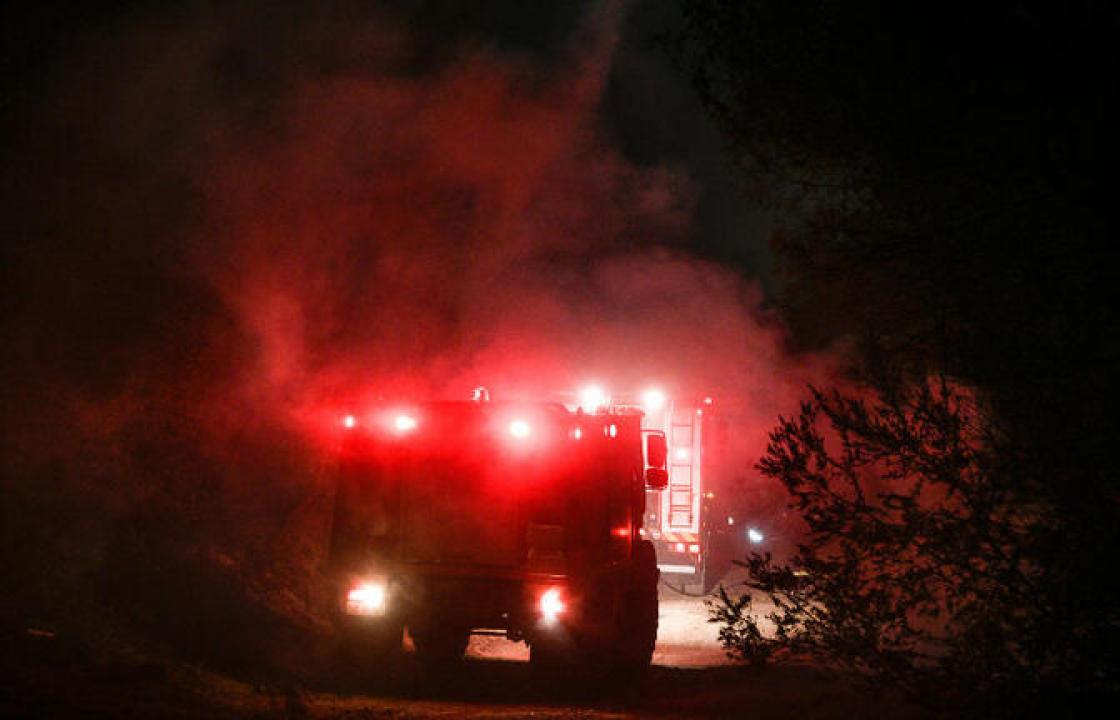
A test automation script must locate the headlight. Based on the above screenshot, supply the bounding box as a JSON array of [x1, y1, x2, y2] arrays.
[[346, 578, 388, 616]]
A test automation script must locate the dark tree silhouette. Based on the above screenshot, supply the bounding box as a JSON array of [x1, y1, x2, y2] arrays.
[[678, 0, 1120, 712]]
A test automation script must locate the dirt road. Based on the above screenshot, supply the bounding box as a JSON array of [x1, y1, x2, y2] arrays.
[[2, 587, 925, 719], [467, 585, 735, 669]]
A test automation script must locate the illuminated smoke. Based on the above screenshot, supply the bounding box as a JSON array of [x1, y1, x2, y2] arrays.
[[1, 1, 844, 633], [176, 3, 843, 457]]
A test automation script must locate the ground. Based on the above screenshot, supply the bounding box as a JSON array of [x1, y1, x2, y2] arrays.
[[1, 580, 929, 719]]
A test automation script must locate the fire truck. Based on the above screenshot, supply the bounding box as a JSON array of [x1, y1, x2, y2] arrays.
[[326, 393, 668, 674], [565, 387, 731, 593], [635, 391, 727, 593]]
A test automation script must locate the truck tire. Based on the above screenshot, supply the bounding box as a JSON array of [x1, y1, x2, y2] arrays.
[[529, 631, 575, 668], [615, 539, 659, 673], [334, 617, 404, 680], [410, 624, 470, 669]]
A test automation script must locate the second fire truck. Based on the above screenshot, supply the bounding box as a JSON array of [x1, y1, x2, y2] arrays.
[[571, 387, 730, 594]]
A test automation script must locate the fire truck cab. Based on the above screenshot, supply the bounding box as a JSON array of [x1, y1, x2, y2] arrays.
[[326, 398, 667, 673]]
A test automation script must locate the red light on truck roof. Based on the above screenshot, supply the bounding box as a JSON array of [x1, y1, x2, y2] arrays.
[[508, 419, 531, 439], [578, 385, 608, 411], [642, 387, 666, 412], [393, 414, 418, 433]]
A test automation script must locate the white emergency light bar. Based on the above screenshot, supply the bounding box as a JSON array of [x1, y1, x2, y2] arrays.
[[577, 385, 609, 411], [641, 388, 666, 411]]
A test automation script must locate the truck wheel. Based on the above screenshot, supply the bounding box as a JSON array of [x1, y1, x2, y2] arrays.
[[616, 540, 659, 673], [529, 633, 574, 668], [335, 618, 404, 681], [410, 625, 470, 669]]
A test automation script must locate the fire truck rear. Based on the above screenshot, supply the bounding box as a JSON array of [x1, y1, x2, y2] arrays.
[[637, 392, 727, 593], [326, 397, 668, 673]]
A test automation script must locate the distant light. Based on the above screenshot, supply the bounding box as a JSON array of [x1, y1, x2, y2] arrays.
[[704, 396, 713, 405], [605, 423, 618, 438], [394, 414, 418, 432], [641, 387, 666, 412], [704, 491, 715, 499], [539, 587, 565, 623], [727, 516, 735, 526], [688, 543, 700, 554], [509, 419, 531, 439], [675, 542, 686, 552], [674, 446, 690, 462], [748, 528, 764, 544], [342, 415, 357, 429], [696, 409, 703, 416], [572, 427, 582, 440], [578, 385, 609, 410]]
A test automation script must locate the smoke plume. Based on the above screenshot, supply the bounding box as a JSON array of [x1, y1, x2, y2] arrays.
[[0, 1, 842, 647]]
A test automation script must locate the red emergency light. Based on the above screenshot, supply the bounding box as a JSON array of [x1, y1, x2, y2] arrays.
[[508, 419, 531, 439], [641, 387, 666, 412], [393, 413, 418, 433], [578, 385, 609, 411]]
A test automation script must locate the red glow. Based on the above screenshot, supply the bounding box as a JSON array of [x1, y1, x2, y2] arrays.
[[342, 414, 357, 429], [611, 525, 630, 538]]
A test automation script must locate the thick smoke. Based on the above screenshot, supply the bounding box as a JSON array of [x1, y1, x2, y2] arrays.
[[1, 1, 841, 651], [175, 4, 841, 456]]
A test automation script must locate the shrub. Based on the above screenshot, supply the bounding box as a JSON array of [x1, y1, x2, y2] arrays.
[[713, 379, 1115, 715]]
